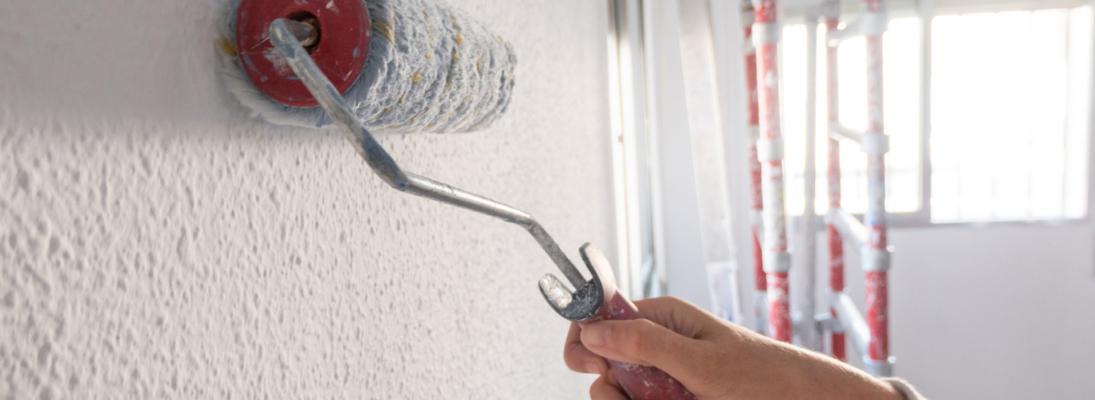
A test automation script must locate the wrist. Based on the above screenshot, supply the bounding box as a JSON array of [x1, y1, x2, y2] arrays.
[[775, 344, 904, 400]]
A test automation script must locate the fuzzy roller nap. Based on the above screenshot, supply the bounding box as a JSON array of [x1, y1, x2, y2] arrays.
[[220, 0, 516, 133]]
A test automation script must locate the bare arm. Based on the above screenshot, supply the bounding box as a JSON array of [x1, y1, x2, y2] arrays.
[[563, 297, 906, 400]]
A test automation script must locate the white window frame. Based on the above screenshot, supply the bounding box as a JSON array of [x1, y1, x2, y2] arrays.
[[607, 0, 744, 318], [782, 0, 1095, 228], [607, 0, 667, 300]]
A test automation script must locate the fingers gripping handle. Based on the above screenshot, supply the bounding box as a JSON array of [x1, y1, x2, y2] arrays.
[[581, 294, 696, 400], [577, 246, 696, 400]]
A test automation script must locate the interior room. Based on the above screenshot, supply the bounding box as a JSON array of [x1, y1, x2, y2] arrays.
[[2, 0, 1092, 398]]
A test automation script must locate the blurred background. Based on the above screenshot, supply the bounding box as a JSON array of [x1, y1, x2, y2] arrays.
[[606, 0, 1094, 398]]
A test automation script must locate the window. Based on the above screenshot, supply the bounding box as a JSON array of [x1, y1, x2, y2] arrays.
[[930, 8, 1092, 222], [607, 0, 665, 300], [607, 0, 743, 320], [779, 4, 1093, 225], [781, 18, 923, 216]]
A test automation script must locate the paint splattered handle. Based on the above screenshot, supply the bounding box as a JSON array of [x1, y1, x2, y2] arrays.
[[582, 293, 697, 400]]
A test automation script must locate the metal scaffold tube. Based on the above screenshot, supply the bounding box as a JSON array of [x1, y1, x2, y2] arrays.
[[862, 0, 894, 377], [752, 0, 792, 343], [739, 0, 896, 374], [828, 208, 868, 248], [800, 9, 821, 352], [830, 291, 871, 357], [820, 0, 894, 376], [741, 0, 768, 336], [822, 0, 846, 362]]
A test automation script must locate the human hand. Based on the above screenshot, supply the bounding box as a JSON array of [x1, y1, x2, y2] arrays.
[[563, 296, 904, 400]]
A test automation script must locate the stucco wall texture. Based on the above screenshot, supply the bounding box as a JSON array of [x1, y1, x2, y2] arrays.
[[0, 0, 614, 398]]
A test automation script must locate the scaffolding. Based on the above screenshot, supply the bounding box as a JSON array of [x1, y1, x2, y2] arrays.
[[750, 0, 795, 344], [740, 0, 769, 336], [742, 0, 896, 377]]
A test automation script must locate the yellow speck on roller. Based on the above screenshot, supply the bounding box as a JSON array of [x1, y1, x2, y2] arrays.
[[372, 18, 394, 41], [216, 38, 238, 57]]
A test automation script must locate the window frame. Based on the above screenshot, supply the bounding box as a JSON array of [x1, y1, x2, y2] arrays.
[[782, 0, 1095, 229], [607, 0, 667, 300]]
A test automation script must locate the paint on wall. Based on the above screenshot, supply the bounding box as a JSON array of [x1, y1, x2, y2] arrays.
[[0, 0, 612, 398]]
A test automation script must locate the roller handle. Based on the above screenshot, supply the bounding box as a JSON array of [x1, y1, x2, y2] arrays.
[[580, 290, 697, 400]]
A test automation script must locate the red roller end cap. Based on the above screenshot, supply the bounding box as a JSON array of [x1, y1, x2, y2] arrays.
[[235, 0, 371, 107]]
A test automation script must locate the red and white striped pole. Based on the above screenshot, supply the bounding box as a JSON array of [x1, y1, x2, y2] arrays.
[[752, 0, 792, 343], [861, 0, 892, 376], [741, 0, 768, 335], [821, 0, 894, 375], [822, 3, 846, 362]]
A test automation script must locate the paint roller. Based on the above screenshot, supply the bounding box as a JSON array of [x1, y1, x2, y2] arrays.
[[218, 1, 695, 398], [221, 0, 515, 132]]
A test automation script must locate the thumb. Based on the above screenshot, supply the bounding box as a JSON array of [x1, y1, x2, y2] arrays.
[[579, 318, 709, 383]]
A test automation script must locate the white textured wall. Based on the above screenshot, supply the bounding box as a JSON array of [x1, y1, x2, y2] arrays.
[[0, 0, 614, 398]]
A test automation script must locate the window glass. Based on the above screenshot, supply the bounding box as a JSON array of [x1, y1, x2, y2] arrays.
[[781, 18, 923, 216], [930, 8, 1092, 222]]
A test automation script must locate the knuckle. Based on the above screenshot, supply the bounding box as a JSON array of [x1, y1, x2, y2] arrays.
[[661, 296, 687, 307]]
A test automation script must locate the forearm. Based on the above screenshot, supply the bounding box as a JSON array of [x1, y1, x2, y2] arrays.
[[789, 350, 903, 400], [743, 334, 904, 400], [565, 297, 921, 400]]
